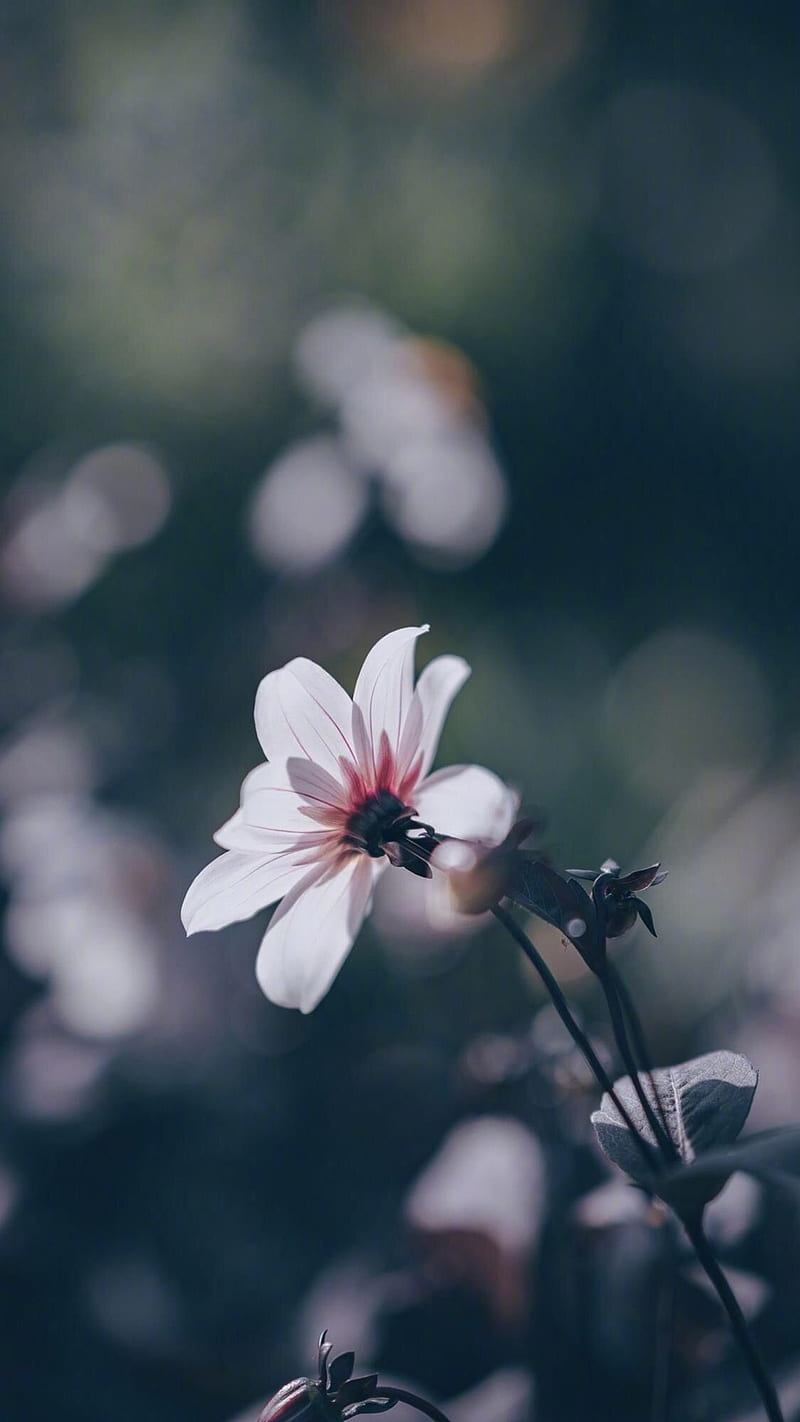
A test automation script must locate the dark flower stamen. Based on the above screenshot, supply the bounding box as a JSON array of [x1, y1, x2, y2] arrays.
[[344, 789, 440, 876]]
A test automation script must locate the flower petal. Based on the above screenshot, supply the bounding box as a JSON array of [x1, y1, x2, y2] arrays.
[[214, 761, 333, 847], [181, 849, 310, 934], [214, 809, 332, 854], [398, 653, 470, 784], [353, 625, 428, 770], [284, 756, 349, 812], [414, 764, 519, 844], [255, 658, 356, 776], [255, 854, 375, 1012]]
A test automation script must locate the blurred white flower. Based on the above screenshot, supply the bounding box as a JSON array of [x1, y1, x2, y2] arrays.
[[248, 304, 508, 574], [182, 627, 517, 1012]]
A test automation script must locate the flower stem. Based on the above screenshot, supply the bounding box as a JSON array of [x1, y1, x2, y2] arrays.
[[369, 1387, 452, 1422], [599, 968, 678, 1166], [651, 1248, 675, 1422], [607, 961, 674, 1150], [606, 962, 652, 1072], [681, 1214, 784, 1422], [492, 904, 659, 1179]]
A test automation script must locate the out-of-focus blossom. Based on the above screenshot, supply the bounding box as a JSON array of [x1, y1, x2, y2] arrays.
[[248, 304, 508, 574], [406, 1116, 545, 1254], [371, 860, 485, 974], [1, 443, 171, 610], [247, 437, 369, 576], [405, 1115, 544, 1329], [6, 1019, 110, 1120], [182, 627, 517, 1012], [0, 791, 163, 1042], [432, 820, 534, 916], [0, 709, 167, 1051]]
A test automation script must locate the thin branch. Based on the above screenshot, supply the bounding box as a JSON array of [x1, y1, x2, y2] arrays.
[[682, 1215, 784, 1422], [368, 1387, 453, 1422], [492, 904, 660, 1180], [600, 969, 679, 1166], [607, 961, 672, 1147]]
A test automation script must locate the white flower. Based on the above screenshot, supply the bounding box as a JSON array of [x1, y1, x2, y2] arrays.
[[181, 626, 517, 1012]]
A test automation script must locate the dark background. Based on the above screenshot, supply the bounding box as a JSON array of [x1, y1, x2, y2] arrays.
[[1, 2, 800, 1418]]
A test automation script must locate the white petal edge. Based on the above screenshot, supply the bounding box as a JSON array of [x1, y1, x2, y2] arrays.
[[181, 849, 311, 934], [353, 625, 428, 766], [254, 658, 356, 776], [256, 854, 376, 1013], [414, 764, 520, 845], [399, 653, 470, 782]]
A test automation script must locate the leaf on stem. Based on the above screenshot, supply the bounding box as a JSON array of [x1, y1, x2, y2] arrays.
[[676, 1127, 800, 1193], [592, 1050, 759, 1210], [504, 857, 605, 969]]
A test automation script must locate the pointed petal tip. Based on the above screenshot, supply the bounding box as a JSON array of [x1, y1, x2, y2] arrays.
[[180, 895, 217, 937], [181, 848, 311, 936], [180, 882, 207, 936]]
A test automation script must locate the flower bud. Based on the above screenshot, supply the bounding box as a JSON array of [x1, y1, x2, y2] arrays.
[[433, 821, 535, 915], [259, 1380, 336, 1422]]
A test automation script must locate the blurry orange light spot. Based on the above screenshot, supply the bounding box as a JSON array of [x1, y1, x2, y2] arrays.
[[400, 336, 485, 421], [326, 0, 587, 85], [329, 0, 524, 73]]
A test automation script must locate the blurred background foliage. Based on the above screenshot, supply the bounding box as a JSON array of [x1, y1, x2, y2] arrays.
[[2, 1, 800, 1419]]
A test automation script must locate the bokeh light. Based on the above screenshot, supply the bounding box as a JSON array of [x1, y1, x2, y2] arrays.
[[250, 302, 509, 574], [248, 437, 369, 575], [1, 443, 171, 609]]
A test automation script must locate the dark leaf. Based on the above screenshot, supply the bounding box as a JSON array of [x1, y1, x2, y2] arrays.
[[329, 1353, 356, 1391], [634, 898, 657, 937], [652, 1127, 800, 1218], [617, 864, 665, 893], [335, 1375, 379, 1407], [676, 1127, 800, 1189], [592, 1051, 758, 1177], [318, 1332, 333, 1389], [506, 858, 603, 963], [591, 1116, 662, 1183]]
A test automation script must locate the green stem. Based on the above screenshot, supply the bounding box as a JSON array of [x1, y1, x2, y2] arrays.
[[682, 1215, 784, 1422]]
